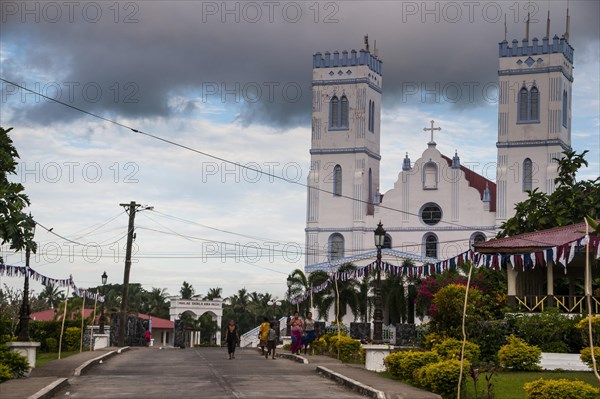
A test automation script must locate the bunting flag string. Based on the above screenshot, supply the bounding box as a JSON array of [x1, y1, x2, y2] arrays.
[[0, 263, 104, 303], [289, 235, 600, 305]]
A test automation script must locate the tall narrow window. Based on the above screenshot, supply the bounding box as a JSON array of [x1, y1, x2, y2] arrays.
[[330, 96, 339, 128], [562, 90, 568, 127], [371, 101, 375, 132], [529, 87, 539, 120], [329, 233, 345, 260], [340, 96, 349, 127], [424, 234, 438, 258], [333, 164, 342, 196], [519, 87, 528, 121], [523, 158, 533, 192], [368, 100, 373, 132]]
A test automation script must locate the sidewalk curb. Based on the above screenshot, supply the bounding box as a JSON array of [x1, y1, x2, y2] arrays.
[[316, 366, 386, 399], [73, 347, 129, 376], [27, 377, 68, 399], [277, 352, 308, 364]]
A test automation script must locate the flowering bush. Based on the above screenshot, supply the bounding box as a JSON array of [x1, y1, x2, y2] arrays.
[[523, 378, 599, 399]]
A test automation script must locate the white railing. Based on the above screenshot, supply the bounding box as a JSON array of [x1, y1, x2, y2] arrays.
[[240, 317, 287, 348]]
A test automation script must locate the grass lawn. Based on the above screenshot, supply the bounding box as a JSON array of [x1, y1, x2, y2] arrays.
[[35, 351, 80, 367], [466, 371, 599, 399], [381, 370, 598, 399]]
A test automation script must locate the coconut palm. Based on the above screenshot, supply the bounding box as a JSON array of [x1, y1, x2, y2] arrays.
[[311, 263, 359, 322], [38, 284, 65, 309], [357, 273, 373, 323], [288, 268, 309, 316], [180, 281, 195, 299], [205, 287, 222, 300]]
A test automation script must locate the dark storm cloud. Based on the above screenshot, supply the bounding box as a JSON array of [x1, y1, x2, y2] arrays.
[[1, 1, 598, 129]]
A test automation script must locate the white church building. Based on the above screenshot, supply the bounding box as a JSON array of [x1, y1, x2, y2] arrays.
[[305, 20, 573, 273]]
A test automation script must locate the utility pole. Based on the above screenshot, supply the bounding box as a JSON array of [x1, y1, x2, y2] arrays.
[[118, 201, 141, 347]]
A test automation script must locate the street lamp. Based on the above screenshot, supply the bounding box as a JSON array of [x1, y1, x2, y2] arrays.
[[373, 221, 386, 344], [17, 215, 36, 342], [286, 275, 293, 336], [99, 271, 108, 334]]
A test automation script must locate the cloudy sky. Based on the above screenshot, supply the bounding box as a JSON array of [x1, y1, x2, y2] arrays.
[[1, 1, 598, 301]]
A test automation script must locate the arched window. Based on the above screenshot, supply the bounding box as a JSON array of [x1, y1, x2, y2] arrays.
[[333, 164, 342, 196], [330, 96, 339, 128], [340, 96, 349, 127], [523, 158, 533, 192], [518, 85, 540, 123], [424, 234, 438, 258], [529, 87, 539, 120], [562, 90, 568, 127], [518, 87, 528, 121], [383, 234, 392, 249], [423, 162, 438, 190], [470, 232, 486, 250], [329, 233, 345, 260]]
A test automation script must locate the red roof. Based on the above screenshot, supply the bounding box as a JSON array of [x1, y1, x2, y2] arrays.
[[136, 313, 174, 329], [30, 309, 173, 330], [441, 155, 496, 212], [30, 308, 97, 321], [475, 221, 593, 253]]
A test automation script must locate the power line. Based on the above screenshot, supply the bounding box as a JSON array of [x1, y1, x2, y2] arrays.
[[0, 78, 499, 236]]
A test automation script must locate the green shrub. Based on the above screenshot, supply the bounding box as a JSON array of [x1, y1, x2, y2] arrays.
[[0, 363, 12, 383], [282, 343, 291, 351], [514, 309, 583, 353], [523, 378, 599, 399], [0, 348, 30, 379], [422, 332, 447, 350], [384, 350, 440, 382], [469, 319, 509, 364], [498, 335, 541, 371], [414, 359, 471, 399], [44, 337, 58, 353], [433, 337, 480, 365], [65, 327, 81, 351], [329, 335, 362, 363], [576, 316, 600, 347], [579, 346, 600, 372], [431, 284, 489, 339]]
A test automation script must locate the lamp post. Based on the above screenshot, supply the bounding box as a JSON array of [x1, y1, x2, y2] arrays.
[[373, 221, 386, 344], [99, 271, 108, 334], [17, 215, 36, 342], [286, 275, 293, 336]]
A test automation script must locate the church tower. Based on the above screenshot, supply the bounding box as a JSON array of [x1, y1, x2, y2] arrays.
[[305, 38, 383, 266], [495, 12, 574, 222]]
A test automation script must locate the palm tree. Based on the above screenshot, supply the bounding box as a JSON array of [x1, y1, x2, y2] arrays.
[[308, 270, 331, 320], [145, 287, 169, 319], [205, 287, 222, 300], [288, 268, 309, 315], [311, 264, 359, 322], [180, 281, 195, 299], [381, 273, 406, 324], [357, 274, 373, 323], [38, 284, 65, 309]]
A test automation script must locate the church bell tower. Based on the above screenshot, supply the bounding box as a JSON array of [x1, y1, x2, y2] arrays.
[[495, 11, 574, 222], [305, 37, 383, 265]]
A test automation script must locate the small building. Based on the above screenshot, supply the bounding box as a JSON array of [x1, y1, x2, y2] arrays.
[[474, 221, 600, 314]]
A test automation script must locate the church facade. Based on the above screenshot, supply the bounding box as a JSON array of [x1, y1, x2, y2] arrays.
[[305, 24, 574, 272]]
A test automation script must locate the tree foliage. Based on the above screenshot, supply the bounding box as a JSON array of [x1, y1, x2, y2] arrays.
[[498, 150, 600, 237]]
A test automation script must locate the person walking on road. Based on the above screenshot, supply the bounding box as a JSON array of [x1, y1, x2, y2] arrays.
[[290, 312, 304, 355], [224, 319, 240, 359], [258, 317, 270, 356], [265, 321, 277, 359], [302, 311, 316, 355]]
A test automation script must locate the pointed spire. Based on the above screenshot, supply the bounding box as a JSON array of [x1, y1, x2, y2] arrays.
[[546, 10, 551, 39], [364, 35, 369, 52], [525, 12, 530, 41], [564, 6, 570, 41], [504, 13, 507, 41]]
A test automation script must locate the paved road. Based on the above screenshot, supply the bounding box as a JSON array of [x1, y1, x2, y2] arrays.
[[54, 347, 366, 398]]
